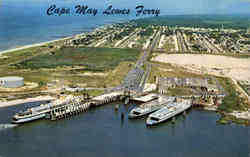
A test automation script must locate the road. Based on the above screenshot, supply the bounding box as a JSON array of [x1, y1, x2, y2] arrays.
[[176, 31, 188, 52], [232, 79, 250, 103], [113, 29, 160, 93]]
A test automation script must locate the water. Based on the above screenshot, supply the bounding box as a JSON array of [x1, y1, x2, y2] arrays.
[[0, 1, 249, 156], [0, 102, 248, 157], [0, 0, 138, 51], [1, 0, 250, 52]]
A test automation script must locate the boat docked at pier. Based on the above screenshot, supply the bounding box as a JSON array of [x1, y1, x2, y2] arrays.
[[11, 95, 85, 124], [146, 99, 192, 126], [12, 103, 52, 124], [128, 96, 175, 119]]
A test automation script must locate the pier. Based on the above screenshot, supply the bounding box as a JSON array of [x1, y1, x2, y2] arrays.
[[49, 96, 92, 121], [131, 93, 158, 103], [48, 91, 129, 121], [12, 90, 201, 123], [92, 92, 124, 106]]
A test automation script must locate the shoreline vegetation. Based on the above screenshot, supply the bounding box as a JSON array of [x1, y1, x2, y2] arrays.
[[216, 77, 250, 126], [1, 15, 250, 126]]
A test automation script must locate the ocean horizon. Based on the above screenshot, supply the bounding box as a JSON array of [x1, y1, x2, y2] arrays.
[[0, 0, 140, 52], [1, 0, 250, 52]]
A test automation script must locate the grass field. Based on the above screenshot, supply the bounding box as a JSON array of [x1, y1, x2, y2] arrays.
[[103, 62, 134, 87], [14, 47, 140, 71], [216, 77, 250, 126], [0, 41, 64, 66], [148, 62, 205, 83], [0, 47, 140, 97], [217, 77, 249, 113]]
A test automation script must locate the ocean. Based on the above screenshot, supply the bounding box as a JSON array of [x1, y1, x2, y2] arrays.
[[0, 1, 249, 156], [0, 0, 139, 51]]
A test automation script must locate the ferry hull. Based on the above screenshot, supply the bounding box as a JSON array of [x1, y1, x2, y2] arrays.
[[12, 113, 46, 124], [128, 108, 160, 119], [146, 105, 191, 126]]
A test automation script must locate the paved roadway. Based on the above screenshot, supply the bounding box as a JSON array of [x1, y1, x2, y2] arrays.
[[232, 78, 250, 103], [110, 29, 160, 94]]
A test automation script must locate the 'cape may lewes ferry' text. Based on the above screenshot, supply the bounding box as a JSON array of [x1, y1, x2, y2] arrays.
[[46, 5, 160, 16]]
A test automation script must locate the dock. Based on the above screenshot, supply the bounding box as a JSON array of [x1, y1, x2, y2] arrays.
[[48, 91, 127, 121], [92, 92, 124, 106], [131, 93, 158, 103], [49, 97, 92, 121]]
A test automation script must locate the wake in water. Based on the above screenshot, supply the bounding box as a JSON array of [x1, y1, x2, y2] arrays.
[[0, 124, 18, 131]]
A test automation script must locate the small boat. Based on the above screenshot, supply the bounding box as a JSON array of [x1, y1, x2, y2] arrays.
[[128, 96, 175, 119], [146, 100, 191, 126], [12, 104, 52, 124]]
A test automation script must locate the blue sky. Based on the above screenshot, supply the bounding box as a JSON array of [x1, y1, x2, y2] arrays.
[[1, 0, 250, 15], [106, 0, 250, 15]]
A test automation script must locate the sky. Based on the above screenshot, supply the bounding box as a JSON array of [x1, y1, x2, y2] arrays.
[[1, 0, 250, 15], [0, 0, 250, 51], [106, 0, 250, 15]]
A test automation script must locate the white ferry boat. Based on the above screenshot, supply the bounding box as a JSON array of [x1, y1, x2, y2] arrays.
[[11, 95, 78, 124], [128, 96, 175, 119], [11, 95, 84, 124], [12, 103, 52, 124], [146, 100, 192, 126]]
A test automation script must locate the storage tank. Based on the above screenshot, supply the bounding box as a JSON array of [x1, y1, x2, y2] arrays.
[[0, 76, 24, 88]]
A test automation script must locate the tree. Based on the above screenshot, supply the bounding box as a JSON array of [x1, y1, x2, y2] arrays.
[[39, 81, 45, 87]]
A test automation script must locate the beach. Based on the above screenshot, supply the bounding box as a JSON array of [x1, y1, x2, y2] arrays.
[[0, 96, 55, 108], [0, 36, 74, 55]]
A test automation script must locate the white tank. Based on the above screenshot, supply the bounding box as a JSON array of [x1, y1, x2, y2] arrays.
[[0, 76, 24, 88]]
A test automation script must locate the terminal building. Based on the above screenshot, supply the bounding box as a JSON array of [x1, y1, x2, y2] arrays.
[[0, 76, 24, 88], [156, 77, 208, 94]]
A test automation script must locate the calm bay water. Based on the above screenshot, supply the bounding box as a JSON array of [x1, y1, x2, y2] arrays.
[[0, 0, 249, 156], [0, 102, 248, 157]]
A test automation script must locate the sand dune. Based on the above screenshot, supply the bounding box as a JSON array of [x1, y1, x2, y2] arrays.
[[152, 54, 250, 81]]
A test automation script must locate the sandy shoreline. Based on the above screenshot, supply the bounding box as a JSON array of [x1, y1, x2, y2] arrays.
[[0, 96, 55, 108], [0, 23, 112, 55], [0, 37, 73, 55], [0, 30, 87, 55]]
